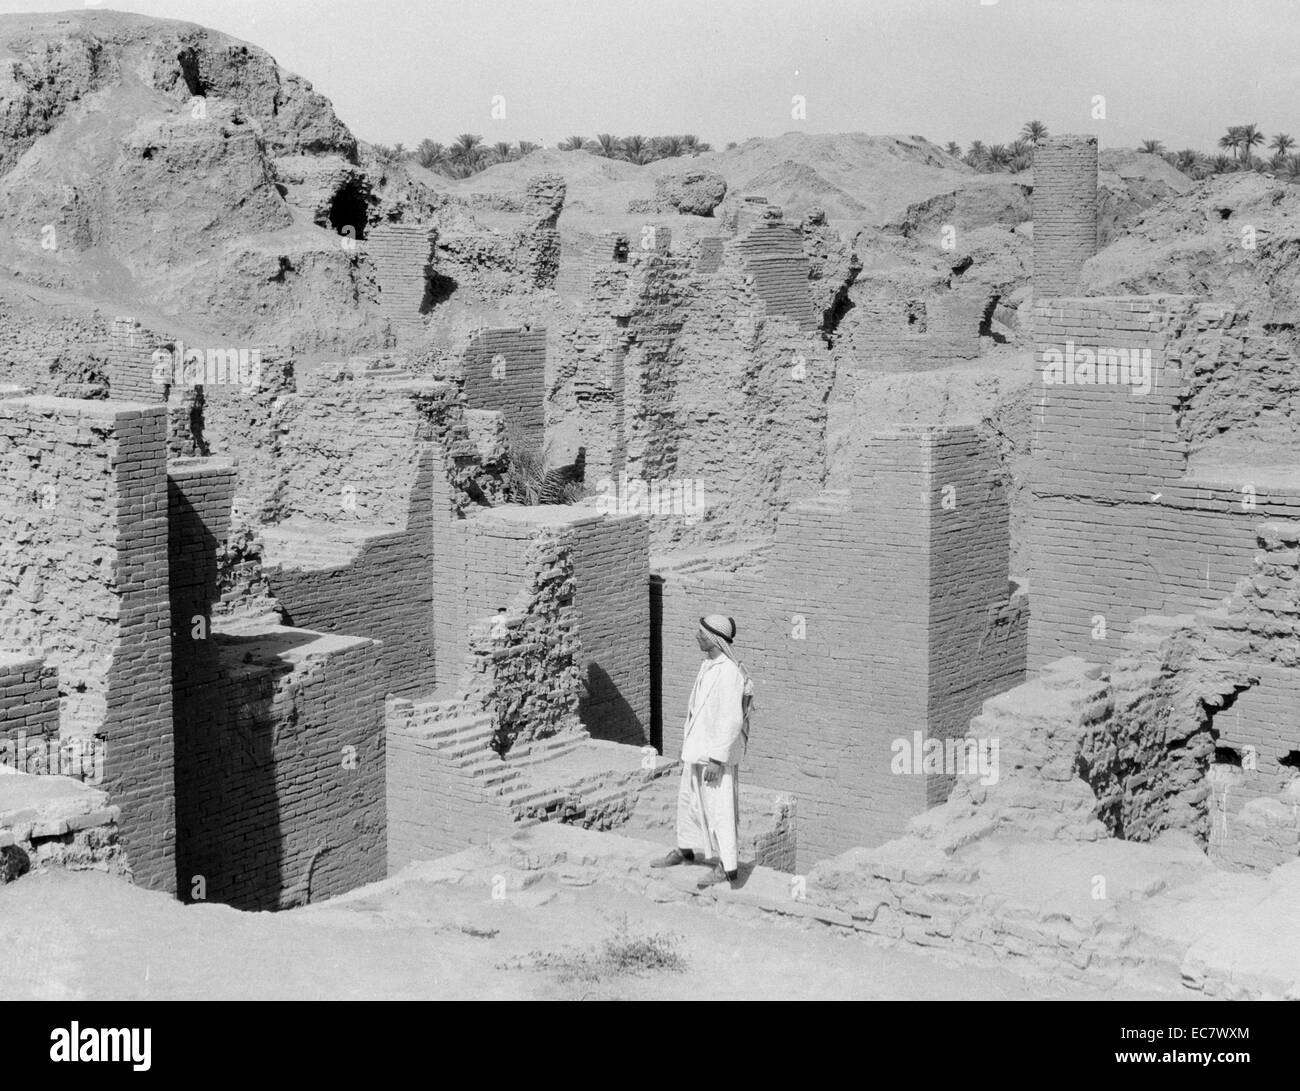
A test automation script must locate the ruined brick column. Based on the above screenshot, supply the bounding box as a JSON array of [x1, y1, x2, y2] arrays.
[[0, 397, 175, 892], [108, 317, 167, 403], [367, 224, 437, 340], [1032, 134, 1098, 298]]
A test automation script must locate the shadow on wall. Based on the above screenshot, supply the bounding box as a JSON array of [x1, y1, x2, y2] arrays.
[[172, 627, 324, 910], [423, 271, 456, 312], [582, 661, 645, 747], [650, 575, 664, 753]]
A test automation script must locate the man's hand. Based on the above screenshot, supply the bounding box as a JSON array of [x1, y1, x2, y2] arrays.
[[703, 761, 723, 786]]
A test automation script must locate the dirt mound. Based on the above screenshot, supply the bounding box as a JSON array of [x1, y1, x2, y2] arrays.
[[1084, 172, 1300, 322], [1095, 148, 1193, 245], [0, 9, 382, 350]]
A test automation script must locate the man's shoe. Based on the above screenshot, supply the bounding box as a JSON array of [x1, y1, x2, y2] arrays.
[[696, 865, 733, 890], [649, 848, 693, 868]]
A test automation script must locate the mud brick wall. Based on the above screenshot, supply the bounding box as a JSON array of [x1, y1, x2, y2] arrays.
[[168, 459, 238, 658], [570, 513, 650, 745], [0, 654, 59, 757], [464, 531, 583, 755], [654, 426, 1024, 869], [840, 293, 983, 372], [367, 223, 436, 337], [174, 628, 385, 910], [265, 446, 436, 697], [108, 317, 166, 402], [696, 237, 725, 274], [925, 429, 1024, 805], [1032, 134, 1098, 298], [435, 507, 650, 748], [462, 328, 545, 451], [0, 397, 175, 892], [279, 374, 433, 527], [196, 352, 294, 523], [734, 222, 817, 330], [385, 720, 514, 869], [1028, 296, 1300, 667]]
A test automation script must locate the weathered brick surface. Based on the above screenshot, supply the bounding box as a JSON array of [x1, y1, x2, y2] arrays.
[[366, 223, 436, 339], [1028, 296, 1300, 667], [174, 625, 386, 909], [1032, 134, 1099, 298], [0, 397, 175, 892], [0, 653, 59, 751], [655, 425, 1025, 869], [462, 328, 545, 452]]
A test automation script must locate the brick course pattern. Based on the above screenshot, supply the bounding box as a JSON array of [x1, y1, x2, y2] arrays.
[[461, 328, 546, 452], [0, 397, 175, 893], [1032, 134, 1099, 298], [654, 425, 1025, 869], [366, 224, 437, 339]]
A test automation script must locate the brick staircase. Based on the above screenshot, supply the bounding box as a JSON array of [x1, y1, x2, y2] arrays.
[[387, 691, 663, 828]]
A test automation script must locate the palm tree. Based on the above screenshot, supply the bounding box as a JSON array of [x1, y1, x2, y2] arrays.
[[653, 134, 684, 159], [451, 133, 485, 171], [516, 140, 539, 157], [1173, 148, 1201, 176], [1139, 139, 1164, 154], [490, 141, 513, 163], [1009, 151, 1033, 173], [1021, 120, 1049, 146], [558, 135, 587, 151], [1271, 133, 1295, 160], [944, 141, 962, 159], [415, 139, 447, 171], [620, 134, 652, 164], [680, 134, 710, 154], [591, 133, 620, 158], [1209, 154, 1235, 174], [965, 140, 986, 169], [1286, 154, 1300, 181], [985, 144, 1011, 171], [1219, 126, 1244, 161], [1239, 123, 1265, 165]]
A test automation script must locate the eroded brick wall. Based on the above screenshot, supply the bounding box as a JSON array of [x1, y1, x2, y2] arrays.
[[462, 328, 545, 452], [174, 628, 386, 909], [1032, 134, 1099, 298], [1028, 296, 1300, 667], [367, 223, 436, 339], [655, 426, 1025, 869], [0, 397, 175, 891]]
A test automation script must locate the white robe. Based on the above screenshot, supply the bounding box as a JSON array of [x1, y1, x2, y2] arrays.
[[675, 656, 747, 870]]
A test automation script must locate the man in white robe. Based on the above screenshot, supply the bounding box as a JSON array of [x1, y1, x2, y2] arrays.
[[650, 614, 753, 889]]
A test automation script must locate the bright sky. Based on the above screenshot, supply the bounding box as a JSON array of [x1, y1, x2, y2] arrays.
[[10, 0, 1300, 153]]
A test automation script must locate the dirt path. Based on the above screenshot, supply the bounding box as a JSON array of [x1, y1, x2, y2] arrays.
[[0, 869, 1185, 1001]]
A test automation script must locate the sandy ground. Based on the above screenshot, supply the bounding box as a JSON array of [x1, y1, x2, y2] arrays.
[[0, 868, 1185, 1001]]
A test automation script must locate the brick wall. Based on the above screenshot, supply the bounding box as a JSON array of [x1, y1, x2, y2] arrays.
[[1032, 134, 1099, 298], [0, 397, 175, 892], [734, 221, 817, 330], [571, 513, 650, 745], [462, 328, 546, 452], [108, 317, 165, 403], [436, 506, 650, 746], [174, 625, 386, 909], [654, 425, 1025, 869], [0, 653, 59, 760], [366, 224, 436, 339], [264, 445, 436, 697], [1027, 296, 1300, 667], [841, 291, 984, 373]]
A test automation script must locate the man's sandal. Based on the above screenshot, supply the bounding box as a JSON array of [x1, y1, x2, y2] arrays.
[[649, 848, 694, 868], [696, 864, 734, 890]]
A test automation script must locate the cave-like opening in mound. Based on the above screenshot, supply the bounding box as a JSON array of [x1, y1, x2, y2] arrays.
[[177, 48, 206, 97], [326, 177, 371, 240]]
